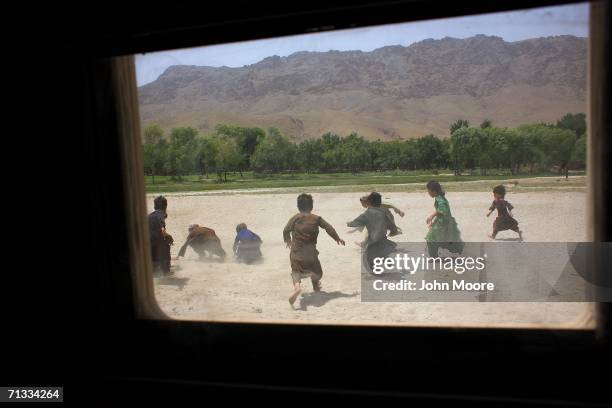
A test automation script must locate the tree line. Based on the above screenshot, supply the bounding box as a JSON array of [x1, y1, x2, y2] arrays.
[[143, 113, 586, 182]]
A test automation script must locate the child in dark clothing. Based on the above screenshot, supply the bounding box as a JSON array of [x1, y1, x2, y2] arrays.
[[486, 185, 523, 241], [148, 195, 174, 275], [233, 223, 263, 264]]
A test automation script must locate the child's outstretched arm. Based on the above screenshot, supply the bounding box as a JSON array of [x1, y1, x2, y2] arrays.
[[320, 217, 345, 246], [347, 212, 367, 229], [487, 201, 496, 217], [382, 203, 405, 217], [176, 229, 196, 258]]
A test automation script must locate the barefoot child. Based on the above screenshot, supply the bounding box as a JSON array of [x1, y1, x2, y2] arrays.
[[486, 185, 522, 240], [425, 181, 464, 257], [283, 193, 345, 306]]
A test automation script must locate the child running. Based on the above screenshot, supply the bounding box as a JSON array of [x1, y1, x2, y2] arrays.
[[283, 193, 345, 306], [233, 223, 263, 264], [348, 194, 404, 247], [347, 192, 398, 273], [486, 184, 523, 241], [425, 181, 464, 257]]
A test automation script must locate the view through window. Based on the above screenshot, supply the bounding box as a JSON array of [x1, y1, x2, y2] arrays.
[[135, 3, 599, 326]]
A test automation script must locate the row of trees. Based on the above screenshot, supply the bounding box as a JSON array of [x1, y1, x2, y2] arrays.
[[143, 113, 586, 181]]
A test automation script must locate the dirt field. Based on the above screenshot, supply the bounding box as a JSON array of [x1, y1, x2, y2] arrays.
[[150, 188, 591, 327]]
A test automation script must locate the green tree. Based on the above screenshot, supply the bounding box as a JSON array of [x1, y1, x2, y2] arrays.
[[415, 134, 447, 170], [544, 128, 579, 179], [297, 138, 324, 172], [480, 119, 492, 129], [517, 124, 552, 173], [251, 127, 296, 172], [214, 138, 241, 181], [340, 133, 370, 173], [556, 113, 586, 138], [144, 124, 164, 144], [215, 124, 265, 172], [318, 132, 342, 170], [194, 137, 219, 178], [143, 124, 166, 184], [369, 140, 411, 170], [449, 128, 478, 175], [165, 127, 198, 180], [450, 119, 470, 135], [570, 134, 587, 170]]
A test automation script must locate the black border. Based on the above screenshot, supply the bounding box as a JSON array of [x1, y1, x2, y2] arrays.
[[45, 0, 612, 403]]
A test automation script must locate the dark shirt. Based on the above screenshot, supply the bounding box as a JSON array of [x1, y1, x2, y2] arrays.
[[489, 199, 514, 217], [148, 210, 167, 241]]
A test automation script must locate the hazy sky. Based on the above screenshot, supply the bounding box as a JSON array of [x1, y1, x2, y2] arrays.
[[135, 2, 588, 86]]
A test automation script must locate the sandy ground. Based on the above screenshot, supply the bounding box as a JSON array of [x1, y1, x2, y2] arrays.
[[150, 190, 591, 327]]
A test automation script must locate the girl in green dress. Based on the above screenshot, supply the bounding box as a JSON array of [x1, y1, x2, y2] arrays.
[[425, 181, 464, 257]]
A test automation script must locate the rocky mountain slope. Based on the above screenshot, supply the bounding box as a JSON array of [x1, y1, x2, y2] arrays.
[[138, 34, 586, 140]]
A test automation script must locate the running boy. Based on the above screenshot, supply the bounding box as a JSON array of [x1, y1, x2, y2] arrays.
[[283, 193, 345, 306]]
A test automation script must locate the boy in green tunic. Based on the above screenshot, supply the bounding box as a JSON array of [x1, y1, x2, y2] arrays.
[[425, 181, 464, 257]]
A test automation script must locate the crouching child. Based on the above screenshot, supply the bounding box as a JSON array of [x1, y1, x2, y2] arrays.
[[233, 223, 263, 264]]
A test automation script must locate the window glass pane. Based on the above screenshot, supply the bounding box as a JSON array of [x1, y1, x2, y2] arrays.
[[136, 3, 594, 327]]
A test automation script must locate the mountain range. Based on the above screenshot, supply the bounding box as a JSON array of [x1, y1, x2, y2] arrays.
[[138, 34, 587, 140]]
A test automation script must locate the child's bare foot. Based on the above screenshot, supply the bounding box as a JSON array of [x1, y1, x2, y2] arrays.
[[518, 230, 523, 241], [289, 288, 302, 306], [354, 241, 364, 248], [313, 281, 322, 292], [488, 234, 496, 240]]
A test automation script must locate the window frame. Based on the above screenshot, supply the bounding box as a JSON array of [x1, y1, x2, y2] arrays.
[[88, 0, 611, 399]]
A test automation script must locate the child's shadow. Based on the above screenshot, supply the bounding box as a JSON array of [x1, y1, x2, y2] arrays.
[[157, 275, 190, 290], [493, 237, 523, 242], [296, 291, 359, 311]]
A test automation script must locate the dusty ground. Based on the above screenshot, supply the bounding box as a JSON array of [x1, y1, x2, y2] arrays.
[[150, 188, 591, 327]]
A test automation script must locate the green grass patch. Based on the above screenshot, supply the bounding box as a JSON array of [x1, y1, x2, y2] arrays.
[[144, 170, 586, 194]]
